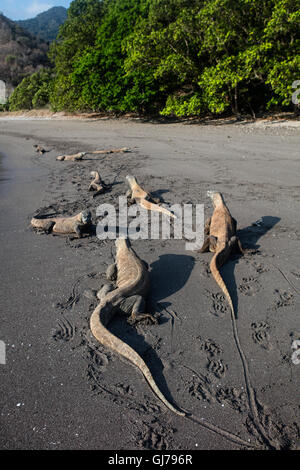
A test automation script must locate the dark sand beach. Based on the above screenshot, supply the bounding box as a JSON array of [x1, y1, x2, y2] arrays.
[[0, 117, 299, 450]]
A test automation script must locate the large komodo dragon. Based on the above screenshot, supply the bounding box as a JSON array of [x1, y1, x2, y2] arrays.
[[90, 237, 184, 416], [90, 238, 256, 448], [126, 175, 176, 219], [31, 209, 91, 237], [56, 152, 85, 161], [198, 190, 244, 317], [198, 191, 280, 449]]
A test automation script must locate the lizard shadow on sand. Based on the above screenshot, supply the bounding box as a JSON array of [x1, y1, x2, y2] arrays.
[[107, 253, 195, 409], [150, 189, 170, 201], [222, 216, 280, 318], [149, 253, 195, 312], [237, 216, 281, 251]]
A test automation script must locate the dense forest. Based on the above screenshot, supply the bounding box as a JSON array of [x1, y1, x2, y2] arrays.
[[7, 0, 300, 117]]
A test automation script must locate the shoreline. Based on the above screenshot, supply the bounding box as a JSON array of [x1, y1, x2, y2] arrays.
[[0, 109, 299, 128]]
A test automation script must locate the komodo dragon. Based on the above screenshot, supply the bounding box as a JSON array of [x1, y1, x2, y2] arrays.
[[31, 209, 91, 237], [198, 191, 280, 449], [34, 144, 46, 154], [89, 238, 257, 448], [89, 171, 111, 197], [56, 152, 85, 161], [126, 175, 176, 219], [198, 191, 244, 317], [90, 147, 130, 154], [90, 237, 185, 416]]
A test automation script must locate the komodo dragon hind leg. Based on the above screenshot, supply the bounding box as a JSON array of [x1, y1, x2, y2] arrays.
[[198, 217, 212, 252], [124, 295, 157, 325], [209, 235, 218, 252], [150, 196, 161, 205], [229, 235, 244, 255], [38, 220, 55, 234], [106, 263, 117, 281], [97, 282, 114, 300], [235, 237, 244, 255], [73, 222, 85, 238]]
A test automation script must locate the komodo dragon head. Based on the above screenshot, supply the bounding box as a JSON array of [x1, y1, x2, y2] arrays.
[[207, 190, 225, 208], [126, 175, 137, 187], [81, 210, 92, 224]]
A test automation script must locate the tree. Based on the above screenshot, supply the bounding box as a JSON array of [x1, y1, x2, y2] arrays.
[[49, 0, 103, 110], [8, 70, 53, 110]]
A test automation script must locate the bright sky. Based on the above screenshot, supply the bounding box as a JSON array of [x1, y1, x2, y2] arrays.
[[0, 0, 72, 20]]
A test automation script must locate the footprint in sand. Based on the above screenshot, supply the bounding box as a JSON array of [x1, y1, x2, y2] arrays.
[[207, 291, 230, 317], [272, 289, 294, 310], [251, 322, 272, 350], [206, 358, 227, 379], [52, 317, 75, 342], [238, 276, 261, 296]]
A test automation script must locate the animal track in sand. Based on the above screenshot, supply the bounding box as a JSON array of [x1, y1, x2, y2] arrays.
[[207, 291, 230, 317], [137, 419, 176, 450], [250, 261, 270, 274], [206, 358, 227, 379], [238, 277, 261, 296], [189, 376, 215, 403], [86, 344, 110, 373], [251, 322, 272, 351], [216, 387, 248, 413], [197, 337, 223, 357], [272, 289, 294, 310], [52, 317, 75, 342]]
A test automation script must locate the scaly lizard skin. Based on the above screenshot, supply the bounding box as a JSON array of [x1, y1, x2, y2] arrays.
[[90, 238, 185, 416], [56, 152, 85, 161], [198, 191, 243, 317], [126, 175, 176, 219], [31, 210, 91, 237], [89, 171, 110, 197], [90, 147, 130, 154]]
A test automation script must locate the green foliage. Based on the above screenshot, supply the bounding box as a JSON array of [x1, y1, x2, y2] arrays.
[[28, 0, 300, 116], [49, 0, 104, 110], [125, 0, 300, 116], [8, 70, 53, 110], [70, 0, 154, 112]]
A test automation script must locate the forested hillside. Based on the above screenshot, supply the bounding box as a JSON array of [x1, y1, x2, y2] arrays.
[[16, 7, 67, 43], [7, 0, 300, 116], [0, 13, 49, 87]]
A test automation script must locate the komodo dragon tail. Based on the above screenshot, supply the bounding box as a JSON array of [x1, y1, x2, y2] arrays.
[[210, 250, 235, 317], [90, 304, 185, 417], [138, 198, 176, 219]]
